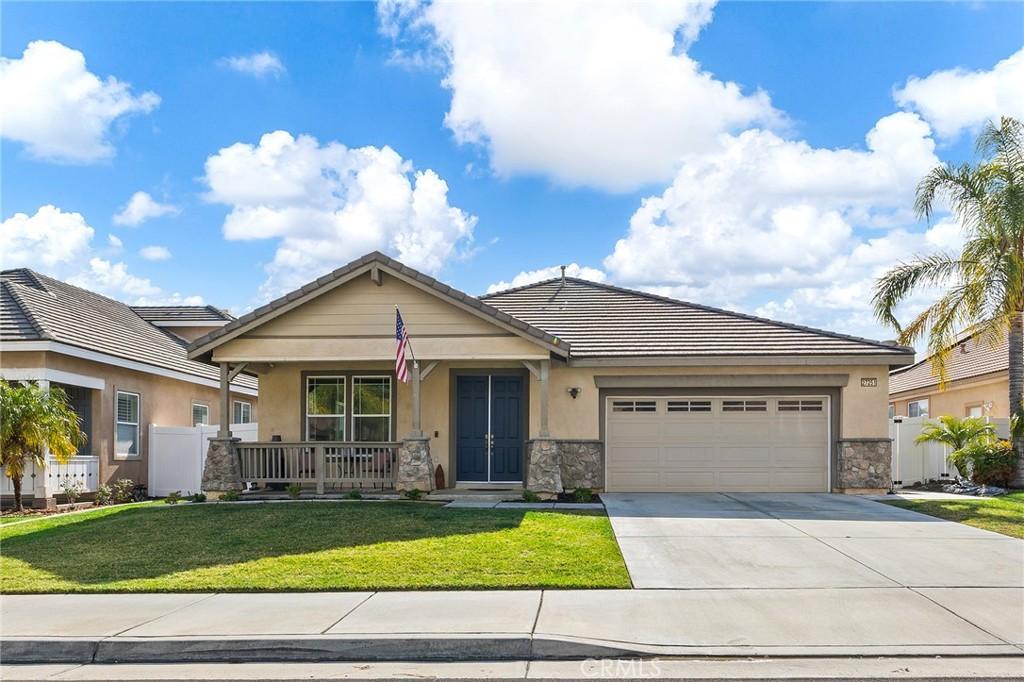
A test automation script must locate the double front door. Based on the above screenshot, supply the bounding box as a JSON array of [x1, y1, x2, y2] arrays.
[[455, 374, 525, 483]]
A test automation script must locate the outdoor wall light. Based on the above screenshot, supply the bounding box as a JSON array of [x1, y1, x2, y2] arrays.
[[567, 387, 581, 399]]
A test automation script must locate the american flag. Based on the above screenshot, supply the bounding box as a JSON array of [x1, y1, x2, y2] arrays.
[[395, 308, 410, 383]]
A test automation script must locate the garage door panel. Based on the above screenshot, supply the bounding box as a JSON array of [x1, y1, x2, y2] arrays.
[[606, 395, 829, 493]]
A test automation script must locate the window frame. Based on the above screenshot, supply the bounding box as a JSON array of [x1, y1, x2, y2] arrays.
[[965, 403, 984, 418], [191, 402, 210, 427], [301, 371, 397, 443], [351, 375, 393, 443], [888, 403, 896, 419], [305, 375, 347, 442], [907, 399, 929, 418], [233, 399, 252, 424], [114, 390, 141, 459]]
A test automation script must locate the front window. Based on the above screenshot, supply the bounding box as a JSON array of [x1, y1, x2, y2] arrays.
[[192, 403, 209, 426], [115, 391, 140, 457], [908, 399, 929, 418], [306, 376, 345, 441], [233, 400, 252, 424], [888, 404, 896, 419], [352, 376, 392, 441], [966, 404, 984, 418]]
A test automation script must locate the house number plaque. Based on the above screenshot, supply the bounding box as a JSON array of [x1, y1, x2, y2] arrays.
[[860, 377, 878, 387]]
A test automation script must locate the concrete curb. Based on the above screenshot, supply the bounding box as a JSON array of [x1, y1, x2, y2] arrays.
[[5, 635, 1021, 664]]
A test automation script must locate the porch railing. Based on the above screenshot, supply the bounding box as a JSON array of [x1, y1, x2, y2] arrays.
[[236, 442, 399, 493]]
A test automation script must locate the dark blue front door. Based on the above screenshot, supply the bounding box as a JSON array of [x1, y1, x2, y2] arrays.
[[455, 375, 524, 483]]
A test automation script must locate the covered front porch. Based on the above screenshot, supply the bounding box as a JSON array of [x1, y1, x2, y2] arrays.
[[204, 357, 560, 495]]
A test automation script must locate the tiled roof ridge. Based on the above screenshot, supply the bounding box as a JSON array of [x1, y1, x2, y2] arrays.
[[483, 276, 911, 354], [0, 267, 49, 292], [2, 279, 54, 340]]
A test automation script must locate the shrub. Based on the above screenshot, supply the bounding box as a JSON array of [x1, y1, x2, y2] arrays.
[[573, 487, 593, 503], [59, 478, 85, 506], [522, 490, 541, 503], [164, 490, 182, 505], [112, 478, 135, 503], [948, 439, 1017, 487], [286, 483, 302, 499], [190, 492, 207, 503], [403, 488, 423, 501], [345, 489, 362, 500], [220, 489, 241, 502], [95, 484, 112, 506]]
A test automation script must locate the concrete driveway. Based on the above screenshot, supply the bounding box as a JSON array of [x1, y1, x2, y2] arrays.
[[602, 492, 1024, 590]]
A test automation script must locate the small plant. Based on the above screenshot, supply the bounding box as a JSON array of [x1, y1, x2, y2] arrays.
[[573, 487, 593, 503], [190, 492, 207, 503], [164, 490, 182, 505], [220, 489, 241, 502], [286, 483, 302, 499], [345, 489, 362, 500], [112, 478, 136, 503], [403, 488, 423, 501], [522, 490, 540, 503], [59, 478, 85, 506], [949, 439, 1017, 487], [94, 484, 112, 506]]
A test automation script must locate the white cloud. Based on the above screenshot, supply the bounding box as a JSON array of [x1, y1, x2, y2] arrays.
[[0, 40, 159, 163], [220, 51, 286, 78], [486, 263, 607, 294], [202, 130, 477, 299], [107, 234, 123, 251], [0, 205, 201, 304], [895, 48, 1024, 140], [139, 245, 172, 261], [380, 0, 781, 191], [112, 191, 180, 226], [598, 112, 945, 339]]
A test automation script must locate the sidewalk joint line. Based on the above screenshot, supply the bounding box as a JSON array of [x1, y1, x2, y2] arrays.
[[907, 586, 1017, 646], [110, 592, 220, 638], [320, 591, 376, 634]]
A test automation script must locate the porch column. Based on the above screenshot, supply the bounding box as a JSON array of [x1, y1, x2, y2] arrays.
[[33, 379, 54, 507], [218, 362, 231, 438], [397, 360, 433, 491], [411, 360, 422, 437], [539, 359, 550, 437]]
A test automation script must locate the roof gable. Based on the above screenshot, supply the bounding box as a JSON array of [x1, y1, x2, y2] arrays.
[[188, 252, 568, 360], [482, 277, 914, 360], [889, 331, 1009, 394]]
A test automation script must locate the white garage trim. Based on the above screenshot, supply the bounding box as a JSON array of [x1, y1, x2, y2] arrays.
[[603, 394, 832, 493]]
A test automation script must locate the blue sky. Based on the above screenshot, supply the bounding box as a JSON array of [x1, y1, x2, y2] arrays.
[[2, 1, 1022, 343]]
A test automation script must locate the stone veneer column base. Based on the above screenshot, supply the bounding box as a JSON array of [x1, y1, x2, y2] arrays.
[[527, 439, 605, 499], [836, 438, 892, 493], [526, 438, 562, 499], [201, 437, 242, 496], [396, 437, 433, 492]]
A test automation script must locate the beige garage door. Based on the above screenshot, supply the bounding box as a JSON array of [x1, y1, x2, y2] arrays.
[[605, 397, 829, 492]]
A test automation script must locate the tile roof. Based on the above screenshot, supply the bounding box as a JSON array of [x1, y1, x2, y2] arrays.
[[0, 269, 257, 391], [889, 332, 1010, 394], [482, 277, 914, 359], [131, 305, 234, 323]]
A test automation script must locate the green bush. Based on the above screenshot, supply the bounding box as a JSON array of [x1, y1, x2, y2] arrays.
[[59, 478, 85, 506], [573, 487, 593, 503], [220, 489, 241, 502], [345, 489, 362, 500], [286, 483, 302, 499], [112, 479, 136, 503], [94, 484, 112, 506], [190, 492, 207, 503], [403, 488, 423, 501], [164, 490, 182, 505], [949, 439, 1017, 486], [522, 490, 541, 503]]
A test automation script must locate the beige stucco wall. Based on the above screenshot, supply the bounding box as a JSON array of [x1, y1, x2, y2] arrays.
[[1, 350, 257, 487], [891, 374, 1009, 418], [256, 359, 892, 484]]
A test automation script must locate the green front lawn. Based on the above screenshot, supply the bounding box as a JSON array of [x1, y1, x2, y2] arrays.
[[0, 501, 630, 593], [883, 491, 1024, 539]]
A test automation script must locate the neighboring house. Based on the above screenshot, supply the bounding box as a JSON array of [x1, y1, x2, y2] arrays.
[[889, 331, 1012, 419], [0, 269, 258, 502], [189, 252, 913, 497]]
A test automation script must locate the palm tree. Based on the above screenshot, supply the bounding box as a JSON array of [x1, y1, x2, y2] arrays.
[[873, 116, 1024, 485], [914, 415, 996, 451], [0, 382, 85, 512]]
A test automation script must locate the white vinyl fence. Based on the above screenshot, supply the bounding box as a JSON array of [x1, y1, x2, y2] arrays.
[[148, 423, 258, 497], [889, 416, 1010, 486], [1, 455, 100, 499]]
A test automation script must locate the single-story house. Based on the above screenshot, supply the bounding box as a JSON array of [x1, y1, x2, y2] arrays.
[[188, 251, 914, 498], [889, 330, 1013, 419], [1, 269, 258, 503]]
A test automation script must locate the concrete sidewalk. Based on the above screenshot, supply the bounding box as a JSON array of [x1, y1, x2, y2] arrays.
[[3, 588, 1022, 664]]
